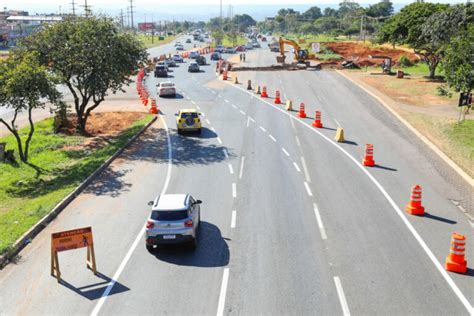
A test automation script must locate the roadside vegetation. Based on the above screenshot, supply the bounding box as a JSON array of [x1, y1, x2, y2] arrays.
[[137, 34, 177, 48]]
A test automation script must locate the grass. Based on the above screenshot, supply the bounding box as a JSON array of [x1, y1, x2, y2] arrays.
[[313, 44, 343, 61], [356, 61, 445, 78], [275, 33, 351, 43], [211, 35, 247, 48], [0, 115, 153, 255], [137, 34, 177, 49]]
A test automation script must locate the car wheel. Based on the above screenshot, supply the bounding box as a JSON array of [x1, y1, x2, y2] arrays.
[[146, 244, 155, 253]]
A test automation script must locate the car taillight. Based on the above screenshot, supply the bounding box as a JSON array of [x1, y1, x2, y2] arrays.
[[146, 221, 154, 229], [184, 219, 193, 227]]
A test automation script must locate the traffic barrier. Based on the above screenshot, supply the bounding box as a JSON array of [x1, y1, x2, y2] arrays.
[[298, 103, 307, 118], [255, 85, 261, 94], [445, 232, 467, 274], [335, 127, 345, 142], [285, 100, 293, 111], [150, 99, 158, 114], [274, 90, 281, 104], [261, 86, 268, 98], [233, 76, 239, 84], [312, 111, 323, 128], [362, 144, 375, 167], [405, 184, 425, 215], [247, 80, 252, 90], [222, 71, 228, 81]]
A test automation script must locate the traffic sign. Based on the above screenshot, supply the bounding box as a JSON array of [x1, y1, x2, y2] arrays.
[[458, 92, 472, 107], [311, 42, 321, 53]]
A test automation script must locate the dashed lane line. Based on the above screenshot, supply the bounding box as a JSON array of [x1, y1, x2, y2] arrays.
[[334, 119, 341, 127], [304, 181, 313, 196], [282, 148, 290, 157], [216, 268, 230, 316], [313, 203, 327, 240], [334, 277, 351, 316], [224, 99, 230, 103], [231, 210, 237, 228], [293, 162, 301, 172], [205, 119, 210, 125], [239, 110, 246, 115], [232, 104, 237, 109], [228, 164, 234, 174], [269, 134, 277, 142], [248, 116, 256, 123], [223, 148, 229, 159], [232, 183, 237, 198], [191, 100, 196, 104], [301, 156, 311, 183], [239, 156, 245, 179], [295, 136, 301, 147], [259, 126, 267, 132], [217, 137, 223, 144]]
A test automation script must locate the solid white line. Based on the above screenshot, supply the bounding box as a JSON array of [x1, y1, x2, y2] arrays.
[[301, 156, 311, 183], [259, 126, 266, 132], [232, 104, 237, 109], [216, 268, 230, 316], [191, 100, 196, 104], [304, 181, 313, 196], [293, 162, 301, 172], [295, 136, 301, 147], [217, 137, 223, 144], [225, 80, 474, 314], [223, 148, 229, 159], [232, 183, 237, 198], [205, 118, 210, 124], [334, 277, 350, 316], [269, 134, 277, 142], [224, 99, 230, 103], [313, 203, 327, 240], [239, 156, 245, 179], [282, 148, 290, 157], [228, 164, 234, 174], [334, 119, 341, 127], [240, 110, 246, 115], [231, 210, 237, 228], [91, 115, 173, 316]]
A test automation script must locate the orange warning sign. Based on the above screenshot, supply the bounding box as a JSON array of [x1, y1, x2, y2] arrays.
[[52, 227, 93, 252]]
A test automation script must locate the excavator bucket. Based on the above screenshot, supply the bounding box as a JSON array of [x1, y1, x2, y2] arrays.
[[276, 55, 286, 63]]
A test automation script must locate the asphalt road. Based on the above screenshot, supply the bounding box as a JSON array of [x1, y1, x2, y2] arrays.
[[0, 37, 473, 316]]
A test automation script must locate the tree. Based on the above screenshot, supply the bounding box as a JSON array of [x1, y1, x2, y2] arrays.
[[302, 6, 322, 21], [324, 8, 337, 17], [366, 0, 394, 18], [0, 52, 60, 162], [211, 29, 224, 45], [442, 25, 474, 93], [20, 16, 147, 134], [233, 14, 256, 32]]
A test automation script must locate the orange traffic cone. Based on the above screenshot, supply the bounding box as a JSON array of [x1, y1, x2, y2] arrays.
[[362, 144, 375, 167], [261, 86, 268, 98], [274, 90, 281, 104], [312, 111, 323, 128], [150, 99, 158, 114], [142, 97, 148, 106], [405, 184, 425, 215], [298, 103, 307, 118], [222, 71, 228, 81], [445, 232, 467, 274]]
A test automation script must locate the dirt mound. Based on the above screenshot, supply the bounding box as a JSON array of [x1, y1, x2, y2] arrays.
[[61, 112, 147, 136], [324, 42, 419, 66]]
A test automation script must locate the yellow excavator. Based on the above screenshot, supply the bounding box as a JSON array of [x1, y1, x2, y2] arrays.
[[276, 37, 315, 65]]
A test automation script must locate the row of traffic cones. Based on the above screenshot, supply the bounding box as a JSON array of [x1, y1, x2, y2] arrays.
[[136, 67, 159, 114], [180, 47, 215, 59]]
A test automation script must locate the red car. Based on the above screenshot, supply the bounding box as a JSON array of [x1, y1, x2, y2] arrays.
[[235, 45, 246, 52]]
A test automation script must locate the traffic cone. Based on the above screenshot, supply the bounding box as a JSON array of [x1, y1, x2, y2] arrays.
[[255, 85, 261, 94], [312, 111, 323, 128], [222, 71, 228, 81], [445, 232, 467, 274], [261, 86, 268, 98], [285, 100, 293, 111], [247, 80, 252, 90], [405, 184, 425, 216], [150, 99, 158, 114], [298, 103, 307, 118], [362, 144, 375, 167], [335, 127, 345, 142], [274, 90, 281, 104], [233, 76, 239, 84]]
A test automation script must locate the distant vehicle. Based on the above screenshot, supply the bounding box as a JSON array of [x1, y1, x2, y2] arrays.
[[252, 42, 261, 48], [176, 44, 184, 51], [215, 45, 225, 53], [224, 47, 236, 54], [196, 55, 207, 65], [186, 38, 192, 43], [156, 62, 169, 72], [199, 37, 205, 42], [210, 52, 222, 61], [173, 54, 184, 63], [189, 51, 200, 59], [245, 43, 254, 50], [261, 37, 267, 42], [188, 62, 200, 72], [146, 194, 201, 251], [268, 40, 279, 52], [157, 81, 176, 97], [235, 45, 246, 52], [174, 42, 182, 47], [164, 59, 176, 68], [176, 108, 202, 134], [154, 65, 168, 78], [204, 34, 209, 38]]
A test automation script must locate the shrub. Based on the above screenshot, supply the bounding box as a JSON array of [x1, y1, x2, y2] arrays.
[[398, 55, 412, 67]]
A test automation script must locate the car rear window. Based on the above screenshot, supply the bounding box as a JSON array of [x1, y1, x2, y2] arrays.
[[161, 83, 174, 87], [181, 112, 198, 119], [156, 66, 166, 70], [152, 210, 188, 221]]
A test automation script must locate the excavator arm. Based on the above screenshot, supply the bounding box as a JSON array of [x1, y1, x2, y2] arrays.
[[277, 37, 314, 64]]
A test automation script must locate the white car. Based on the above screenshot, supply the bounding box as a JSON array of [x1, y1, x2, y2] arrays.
[[174, 42, 182, 47], [157, 82, 176, 97]]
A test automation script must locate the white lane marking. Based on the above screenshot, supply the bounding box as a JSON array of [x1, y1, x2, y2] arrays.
[[232, 104, 237, 109], [290, 116, 296, 129], [231, 210, 237, 228], [283, 93, 287, 100], [248, 116, 256, 123], [301, 157, 311, 183], [211, 90, 216, 94], [217, 137, 223, 144], [196, 105, 201, 110], [293, 162, 301, 172], [186, 97, 191, 100], [269, 134, 277, 142], [201, 112, 206, 117], [223, 148, 229, 159], [334, 277, 350, 316], [228, 164, 234, 174], [295, 136, 301, 147], [206, 87, 211, 90], [226, 80, 474, 314], [218, 94, 222, 98], [239, 110, 246, 115], [313, 203, 327, 240], [191, 100, 196, 104], [334, 119, 341, 127], [239, 156, 245, 179], [282, 148, 290, 157], [91, 115, 173, 316], [304, 181, 313, 196], [224, 99, 230, 103], [232, 183, 237, 198], [259, 126, 266, 132], [211, 127, 216, 132], [216, 268, 230, 316], [205, 119, 210, 124]]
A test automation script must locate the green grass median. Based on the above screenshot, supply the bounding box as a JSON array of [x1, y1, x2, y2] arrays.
[[0, 114, 153, 255]]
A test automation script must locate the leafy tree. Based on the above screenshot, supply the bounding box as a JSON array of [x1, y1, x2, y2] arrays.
[[442, 25, 474, 93], [301, 22, 316, 35], [302, 6, 322, 21], [314, 16, 339, 34], [233, 14, 256, 32], [20, 16, 147, 134], [324, 8, 337, 17], [0, 52, 60, 162], [366, 0, 394, 18], [211, 29, 224, 45]]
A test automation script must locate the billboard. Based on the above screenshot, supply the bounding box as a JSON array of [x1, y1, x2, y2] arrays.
[[138, 22, 156, 31]]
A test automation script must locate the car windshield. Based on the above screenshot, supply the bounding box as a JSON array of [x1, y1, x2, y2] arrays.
[[156, 66, 166, 70], [151, 210, 188, 221], [181, 112, 198, 119]]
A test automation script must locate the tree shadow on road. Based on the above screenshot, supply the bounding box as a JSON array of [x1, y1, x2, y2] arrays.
[[151, 221, 230, 268], [83, 168, 133, 197], [58, 271, 129, 300]]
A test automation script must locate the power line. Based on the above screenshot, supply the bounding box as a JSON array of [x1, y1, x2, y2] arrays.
[[128, 0, 135, 29], [81, 0, 92, 16]]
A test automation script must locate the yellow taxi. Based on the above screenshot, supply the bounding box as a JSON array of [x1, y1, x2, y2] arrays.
[[176, 109, 202, 134]]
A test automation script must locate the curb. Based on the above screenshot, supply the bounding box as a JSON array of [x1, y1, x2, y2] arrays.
[[0, 116, 158, 269], [335, 69, 473, 188]]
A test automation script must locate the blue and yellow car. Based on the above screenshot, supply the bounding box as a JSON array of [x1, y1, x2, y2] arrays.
[[176, 109, 202, 134]]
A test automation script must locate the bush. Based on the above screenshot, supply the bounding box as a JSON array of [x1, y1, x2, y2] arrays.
[[398, 55, 412, 67], [436, 84, 453, 98]]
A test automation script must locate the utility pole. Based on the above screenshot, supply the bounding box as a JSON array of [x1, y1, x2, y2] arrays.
[[71, 0, 76, 16], [120, 9, 124, 28], [82, 0, 92, 17], [129, 0, 135, 30]]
